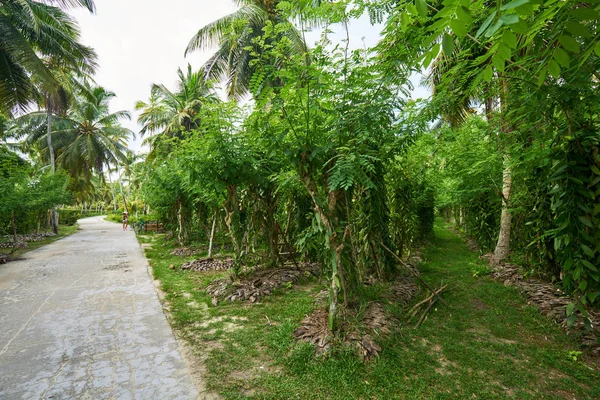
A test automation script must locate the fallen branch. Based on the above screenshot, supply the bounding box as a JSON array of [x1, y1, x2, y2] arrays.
[[409, 284, 448, 319], [415, 298, 438, 328], [381, 242, 448, 307]]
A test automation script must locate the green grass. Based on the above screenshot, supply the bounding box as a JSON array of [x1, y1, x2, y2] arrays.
[[1, 224, 79, 259], [139, 222, 600, 399]]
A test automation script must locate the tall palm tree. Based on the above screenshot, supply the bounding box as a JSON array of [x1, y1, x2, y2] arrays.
[[185, 0, 320, 99], [135, 64, 218, 150], [22, 85, 132, 180], [0, 0, 97, 115]]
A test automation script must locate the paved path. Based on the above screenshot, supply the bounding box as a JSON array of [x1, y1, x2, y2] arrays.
[[0, 217, 199, 399]]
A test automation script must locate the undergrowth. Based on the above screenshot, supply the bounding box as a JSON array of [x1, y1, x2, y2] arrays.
[[139, 221, 599, 399]]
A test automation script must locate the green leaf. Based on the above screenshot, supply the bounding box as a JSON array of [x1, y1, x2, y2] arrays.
[[416, 0, 428, 17], [492, 53, 505, 71], [548, 60, 560, 78], [401, 13, 410, 32], [565, 21, 592, 38], [537, 67, 547, 87], [595, 42, 600, 57], [498, 14, 520, 26], [566, 302, 575, 316], [559, 35, 580, 53], [571, 7, 600, 21], [456, 6, 473, 23], [579, 216, 593, 228], [574, 266, 582, 280], [553, 48, 570, 67], [483, 64, 494, 82], [500, 0, 530, 10], [591, 165, 600, 176], [442, 33, 454, 56], [515, 3, 535, 16], [502, 30, 518, 48], [497, 43, 512, 60], [450, 19, 468, 37], [581, 259, 598, 272], [581, 244, 595, 257], [511, 20, 528, 34], [476, 11, 497, 38]]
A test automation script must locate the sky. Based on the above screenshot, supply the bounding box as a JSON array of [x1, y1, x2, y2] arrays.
[[70, 1, 430, 153]]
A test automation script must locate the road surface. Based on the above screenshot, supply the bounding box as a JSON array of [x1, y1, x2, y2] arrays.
[[0, 217, 199, 399]]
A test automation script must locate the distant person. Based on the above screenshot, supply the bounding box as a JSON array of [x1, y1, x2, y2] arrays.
[[122, 212, 129, 231]]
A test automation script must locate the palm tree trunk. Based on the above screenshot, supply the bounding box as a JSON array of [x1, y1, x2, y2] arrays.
[[107, 173, 117, 213], [47, 108, 55, 173], [47, 108, 59, 234]]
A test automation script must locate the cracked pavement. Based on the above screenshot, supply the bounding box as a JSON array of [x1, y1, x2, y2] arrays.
[[0, 217, 199, 399]]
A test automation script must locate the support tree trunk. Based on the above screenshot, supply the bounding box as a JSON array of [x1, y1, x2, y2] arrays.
[[491, 77, 513, 265], [492, 158, 512, 264], [208, 210, 217, 258]]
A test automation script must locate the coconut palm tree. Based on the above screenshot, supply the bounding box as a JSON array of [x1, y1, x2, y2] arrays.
[[185, 0, 320, 99], [22, 85, 132, 180], [0, 0, 97, 115], [135, 64, 218, 150]]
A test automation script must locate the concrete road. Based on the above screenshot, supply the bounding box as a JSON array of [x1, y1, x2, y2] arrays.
[[0, 217, 199, 399]]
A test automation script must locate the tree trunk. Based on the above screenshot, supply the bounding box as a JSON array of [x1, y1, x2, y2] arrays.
[[47, 108, 59, 234], [11, 210, 17, 245], [492, 158, 512, 264], [300, 169, 346, 331], [491, 77, 512, 265], [107, 173, 117, 213], [223, 185, 242, 258], [47, 109, 55, 173], [208, 210, 217, 258], [177, 201, 185, 247], [52, 206, 59, 234]]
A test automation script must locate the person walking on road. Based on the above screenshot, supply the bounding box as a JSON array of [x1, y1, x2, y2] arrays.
[[122, 211, 129, 231]]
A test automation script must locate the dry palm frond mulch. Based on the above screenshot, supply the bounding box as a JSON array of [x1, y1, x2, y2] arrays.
[[0, 232, 56, 248], [294, 302, 399, 361], [180, 257, 234, 272], [294, 251, 425, 361], [389, 276, 420, 306], [170, 247, 198, 257], [488, 258, 600, 355], [207, 262, 321, 304]]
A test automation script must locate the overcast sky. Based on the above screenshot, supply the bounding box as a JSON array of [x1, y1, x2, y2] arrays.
[[70, 1, 429, 153]]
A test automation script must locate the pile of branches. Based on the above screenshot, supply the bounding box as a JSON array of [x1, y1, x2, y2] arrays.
[[408, 284, 448, 328], [207, 262, 320, 304], [490, 261, 600, 355], [170, 247, 198, 256], [180, 256, 233, 272]]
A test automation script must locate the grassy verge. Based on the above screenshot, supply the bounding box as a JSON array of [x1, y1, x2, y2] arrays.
[[139, 222, 599, 399], [1, 224, 79, 259]]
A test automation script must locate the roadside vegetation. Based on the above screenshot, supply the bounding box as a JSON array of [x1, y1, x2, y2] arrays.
[[140, 221, 599, 399]]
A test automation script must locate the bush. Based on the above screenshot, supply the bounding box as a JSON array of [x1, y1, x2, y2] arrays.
[[59, 209, 81, 226]]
